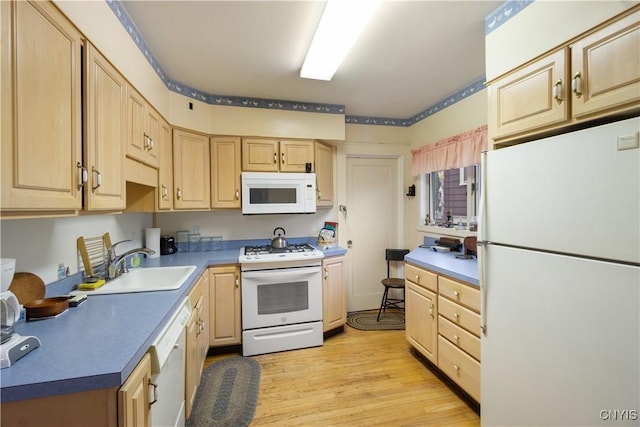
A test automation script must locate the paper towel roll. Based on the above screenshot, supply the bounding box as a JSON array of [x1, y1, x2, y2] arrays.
[[145, 228, 160, 258]]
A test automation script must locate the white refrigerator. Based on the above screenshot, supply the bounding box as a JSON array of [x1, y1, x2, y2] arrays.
[[479, 116, 640, 426]]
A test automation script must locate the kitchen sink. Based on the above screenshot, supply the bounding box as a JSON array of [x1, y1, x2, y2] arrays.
[[83, 266, 197, 295]]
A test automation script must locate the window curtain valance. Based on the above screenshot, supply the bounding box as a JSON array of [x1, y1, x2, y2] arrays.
[[411, 125, 488, 176]]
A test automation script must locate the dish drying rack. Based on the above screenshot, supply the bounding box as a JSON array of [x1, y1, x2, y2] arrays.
[[77, 233, 112, 278]]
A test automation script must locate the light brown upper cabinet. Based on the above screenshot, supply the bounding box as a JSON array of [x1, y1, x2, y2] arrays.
[[242, 138, 314, 172], [1, 0, 83, 213], [314, 141, 334, 207], [125, 84, 160, 169], [488, 6, 640, 145], [173, 129, 210, 210], [211, 136, 241, 209], [84, 42, 126, 210], [570, 9, 640, 120]]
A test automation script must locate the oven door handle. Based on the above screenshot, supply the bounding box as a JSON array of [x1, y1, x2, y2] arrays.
[[241, 266, 320, 280]]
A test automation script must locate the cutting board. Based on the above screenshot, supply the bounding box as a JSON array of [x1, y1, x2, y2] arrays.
[[9, 272, 46, 304]]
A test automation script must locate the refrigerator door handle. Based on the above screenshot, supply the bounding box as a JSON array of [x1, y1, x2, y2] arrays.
[[478, 152, 488, 335], [478, 241, 487, 335]]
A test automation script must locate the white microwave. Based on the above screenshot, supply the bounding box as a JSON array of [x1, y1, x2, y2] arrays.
[[241, 172, 316, 214]]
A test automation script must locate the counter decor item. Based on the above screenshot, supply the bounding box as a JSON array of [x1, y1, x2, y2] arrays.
[[317, 221, 337, 247]]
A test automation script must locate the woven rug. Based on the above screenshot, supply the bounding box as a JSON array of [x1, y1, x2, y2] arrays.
[[186, 356, 261, 427], [346, 310, 405, 330]]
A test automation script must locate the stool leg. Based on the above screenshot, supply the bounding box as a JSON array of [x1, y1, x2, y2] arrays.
[[377, 287, 389, 321]]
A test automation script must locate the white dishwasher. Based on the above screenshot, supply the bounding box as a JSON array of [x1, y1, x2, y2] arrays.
[[148, 298, 192, 427]]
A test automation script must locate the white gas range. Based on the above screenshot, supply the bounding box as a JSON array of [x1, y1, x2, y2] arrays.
[[239, 243, 324, 356]]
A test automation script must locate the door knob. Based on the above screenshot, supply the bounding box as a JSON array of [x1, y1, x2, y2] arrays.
[[347, 240, 352, 248]]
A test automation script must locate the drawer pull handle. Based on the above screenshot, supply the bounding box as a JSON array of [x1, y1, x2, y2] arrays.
[[572, 72, 582, 98], [149, 380, 158, 406], [453, 334, 460, 341], [453, 290, 460, 297], [415, 274, 420, 282], [453, 365, 459, 372], [429, 303, 434, 317], [453, 313, 460, 319], [552, 79, 563, 103]]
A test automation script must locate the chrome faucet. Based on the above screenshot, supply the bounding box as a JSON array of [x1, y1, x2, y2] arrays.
[[105, 240, 155, 280]]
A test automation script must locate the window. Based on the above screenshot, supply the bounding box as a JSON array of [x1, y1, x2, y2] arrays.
[[425, 165, 480, 227]]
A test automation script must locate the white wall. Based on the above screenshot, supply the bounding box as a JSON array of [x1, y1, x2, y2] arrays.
[[0, 213, 152, 285], [154, 209, 336, 244], [485, 1, 639, 81]]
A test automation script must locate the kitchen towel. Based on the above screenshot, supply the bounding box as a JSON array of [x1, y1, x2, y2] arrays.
[[145, 228, 160, 259]]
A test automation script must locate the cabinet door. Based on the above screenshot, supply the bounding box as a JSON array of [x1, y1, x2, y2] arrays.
[[118, 353, 151, 427], [1, 0, 83, 211], [209, 266, 241, 346], [322, 256, 347, 332], [198, 272, 210, 361], [157, 118, 173, 210], [185, 307, 200, 419], [488, 48, 570, 141], [314, 141, 334, 207], [145, 106, 160, 169], [279, 139, 314, 172], [241, 138, 278, 171], [173, 129, 210, 209], [405, 282, 438, 364], [125, 84, 147, 164], [571, 9, 640, 120], [84, 42, 126, 210], [211, 136, 241, 208]]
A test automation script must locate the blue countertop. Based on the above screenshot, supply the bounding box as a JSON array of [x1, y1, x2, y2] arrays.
[[1, 242, 346, 403], [405, 247, 479, 286]]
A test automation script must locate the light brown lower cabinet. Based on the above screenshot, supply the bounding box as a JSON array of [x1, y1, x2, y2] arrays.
[[209, 265, 241, 346], [118, 353, 152, 427], [322, 255, 347, 332], [405, 262, 481, 402]]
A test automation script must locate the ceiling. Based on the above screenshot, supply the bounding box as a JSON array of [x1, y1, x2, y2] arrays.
[[120, 1, 503, 120]]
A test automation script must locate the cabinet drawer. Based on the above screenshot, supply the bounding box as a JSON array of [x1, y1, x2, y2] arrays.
[[438, 316, 481, 361], [405, 263, 437, 292], [438, 336, 480, 402], [438, 276, 480, 312], [438, 296, 481, 337]]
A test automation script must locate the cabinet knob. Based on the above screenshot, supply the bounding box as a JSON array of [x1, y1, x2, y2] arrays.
[[273, 152, 277, 164], [453, 365, 459, 372], [176, 188, 182, 200], [453, 312, 460, 319], [415, 274, 420, 282], [281, 152, 285, 164], [453, 334, 460, 341], [235, 189, 239, 200], [161, 184, 168, 200], [453, 290, 460, 297]]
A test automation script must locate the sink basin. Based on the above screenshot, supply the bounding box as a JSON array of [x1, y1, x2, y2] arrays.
[[83, 266, 197, 295]]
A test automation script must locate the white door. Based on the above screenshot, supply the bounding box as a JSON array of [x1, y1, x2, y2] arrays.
[[345, 157, 399, 312]]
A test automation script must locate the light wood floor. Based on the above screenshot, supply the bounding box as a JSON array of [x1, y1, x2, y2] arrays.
[[205, 325, 480, 426]]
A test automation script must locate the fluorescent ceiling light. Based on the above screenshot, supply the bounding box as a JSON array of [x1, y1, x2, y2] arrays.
[[300, 0, 382, 81]]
